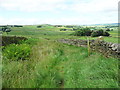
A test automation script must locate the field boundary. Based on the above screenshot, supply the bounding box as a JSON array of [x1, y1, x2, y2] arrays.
[[59, 39, 120, 58]]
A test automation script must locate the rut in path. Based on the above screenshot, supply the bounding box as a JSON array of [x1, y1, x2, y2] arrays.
[[31, 39, 66, 88]]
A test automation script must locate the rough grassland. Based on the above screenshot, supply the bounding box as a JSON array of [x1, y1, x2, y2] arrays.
[[2, 25, 119, 88]]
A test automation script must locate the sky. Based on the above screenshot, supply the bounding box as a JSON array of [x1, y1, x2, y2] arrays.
[[0, 0, 119, 25]]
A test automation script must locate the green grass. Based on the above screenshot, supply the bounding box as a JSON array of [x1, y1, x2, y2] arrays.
[[3, 25, 118, 43], [2, 25, 119, 88], [2, 38, 118, 88]]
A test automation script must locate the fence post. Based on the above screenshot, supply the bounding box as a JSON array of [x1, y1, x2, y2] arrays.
[[87, 37, 91, 56]]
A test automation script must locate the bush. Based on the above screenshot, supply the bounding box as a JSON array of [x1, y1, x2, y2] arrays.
[[111, 29, 113, 31], [14, 25, 23, 27], [3, 44, 31, 61], [91, 29, 110, 37], [91, 29, 102, 37], [74, 28, 92, 36], [106, 28, 110, 31], [37, 26, 42, 28], [60, 29, 67, 31], [103, 31, 110, 36]]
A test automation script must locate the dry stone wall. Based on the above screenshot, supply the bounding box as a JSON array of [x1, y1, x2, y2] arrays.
[[1, 36, 27, 46], [59, 39, 120, 58]]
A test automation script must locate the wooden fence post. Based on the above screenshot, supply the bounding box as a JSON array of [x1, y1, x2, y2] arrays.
[[87, 37, 91, 56]]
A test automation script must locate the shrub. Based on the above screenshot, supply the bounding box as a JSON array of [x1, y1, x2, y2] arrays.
[[37, 26, 42, 28], [60, 29, 67, 31], [14, 25, 23, 27], [65, 25, 74, 28], [3, 44, 31, 61], [91, 30, 102, 37], [111, 29, 113, 31], [74, 28, 92, 36], [91, 29, 110, 37], [103, 31, 110, 36], [106, 28, 110, 31]]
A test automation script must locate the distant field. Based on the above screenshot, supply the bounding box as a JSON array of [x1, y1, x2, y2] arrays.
[[2, 25, 119, 88], [2, 25, 118, 43]]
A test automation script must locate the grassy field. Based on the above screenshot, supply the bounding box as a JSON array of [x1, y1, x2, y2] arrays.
[[2, 25, 118, 43], [2, 25, 119, 88]]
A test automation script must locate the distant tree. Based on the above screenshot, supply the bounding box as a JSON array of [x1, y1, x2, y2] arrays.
[[74, 28, 92, 36], [0, 25, 7, 27], [2, 27, 11, 34], [14, 25, 23, 27], [106, 28, 110, 31], [5, 28, 11, 34], [2, 27, 8, 32], [65, 25, 74, 28], [103, 31, 110, 36], [91, 29, 110, 37], [60, 29, 67, 31], [54, 25, 62, 27], [37, 26, 42, 28], [111, 29, 113, 31]]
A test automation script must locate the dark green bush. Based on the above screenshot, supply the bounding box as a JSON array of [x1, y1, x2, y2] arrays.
[[3, 44, 31, 61], [103, 31, 110, 36], [91, 29, 110, 37], [111, 29, 113, 31], [106, 28, 110, 31], [74, 28, 92, 36], [14, 25, 23, 27], [74, 28, 110, 37], [60, 29, 67, 31], [37, 25, 42, 28]]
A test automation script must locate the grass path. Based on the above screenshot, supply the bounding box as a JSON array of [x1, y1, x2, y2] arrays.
[[30, 38, 118, 88], [2, 38, 118, 88]]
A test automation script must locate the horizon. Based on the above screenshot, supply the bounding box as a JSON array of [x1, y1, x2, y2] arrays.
[[0, 22, 118, 26], [0, 0, 118, 25]]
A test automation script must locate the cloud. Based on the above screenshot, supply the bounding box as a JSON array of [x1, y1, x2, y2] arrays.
[[70, 0, 119, 13], [0, 17, 36, 25], [0, 0, 118, 25], [0, 0, 118, 13], [0, 0, 66, 12], [0, 13, 117, 25], [0, 16, 88, 25]]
